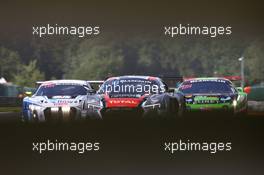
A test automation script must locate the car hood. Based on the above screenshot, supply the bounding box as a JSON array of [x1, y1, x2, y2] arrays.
[[25, 95, 85, 107]]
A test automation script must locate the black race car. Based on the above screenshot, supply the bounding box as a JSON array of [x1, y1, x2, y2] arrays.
[[82, 75, 185, 119]]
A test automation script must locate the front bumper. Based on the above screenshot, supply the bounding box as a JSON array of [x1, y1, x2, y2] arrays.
[[84, 104, 162, 119], [185, 103, 235, 114], [25, 106, 83, 122]]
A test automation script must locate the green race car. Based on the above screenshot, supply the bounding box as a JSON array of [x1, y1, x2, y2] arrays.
[[177, 77, 248, 115]]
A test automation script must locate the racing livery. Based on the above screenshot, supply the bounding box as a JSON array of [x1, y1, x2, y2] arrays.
[[178, 77, 248, 115], [83, 76, 185, 119], [22, 80, 92, 122]]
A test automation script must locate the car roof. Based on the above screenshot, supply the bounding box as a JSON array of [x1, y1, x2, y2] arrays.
[[184, 77, 233, 84], [40, 80, 90, 86], [106, 75, 160, 81], [186, 77, 230, 81]]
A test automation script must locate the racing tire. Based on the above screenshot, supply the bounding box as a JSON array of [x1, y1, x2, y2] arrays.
[[161, 95, 179, 118]]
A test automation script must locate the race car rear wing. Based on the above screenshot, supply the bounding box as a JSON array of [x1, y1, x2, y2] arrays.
[[87, 80, 104, 90], [183, 76, 242, 81], [183, 76, 243, 87], [160, 75, 242, 88], [87, 80, 104, 84], [222, 76, 242, 87], [35, 80, 105, 90], [159, 76, 184, 89], [222, 76, 241, 81], [35, 81, 45, 88], [36, 81, 44, 85]]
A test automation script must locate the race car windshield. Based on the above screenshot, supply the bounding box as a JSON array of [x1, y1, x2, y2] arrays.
[[98, 78, 165, 97], [36, 84, 88, 97], [179, 81, 234, 94]]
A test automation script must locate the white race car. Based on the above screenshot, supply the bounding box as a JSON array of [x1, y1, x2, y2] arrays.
[[22, 80, 93, 122]]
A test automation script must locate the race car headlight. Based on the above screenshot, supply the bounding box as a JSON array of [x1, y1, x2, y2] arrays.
[[142, 103, 161, 109], [147, 94, 162, 104], [142, 101, 161, 109], [149, 97, 160, 104], [87, 98, 103, 109], [220, 96, 231, 102], [28, 104, 41, 111], [142, 95, 162, 109], [237, 95, 245, 102], [87, 98, 99, 104], [185, 98, 193, 103], [232, 100, 238, 107], [61, 106, 71, 113], [51, 107, 59, 112]]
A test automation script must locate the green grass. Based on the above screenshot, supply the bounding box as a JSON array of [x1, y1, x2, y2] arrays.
[[0, 107, 22, 112]]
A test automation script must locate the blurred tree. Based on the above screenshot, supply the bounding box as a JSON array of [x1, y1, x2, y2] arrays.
[[13, 60, 44, 87], [0, 47, 21, 81], [1, 34, 264, 85], [244, 38, 264, 84], [30, 37, 73, 79], [65, 37, 124, 79]]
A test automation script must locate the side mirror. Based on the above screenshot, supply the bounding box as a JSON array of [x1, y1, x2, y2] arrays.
[[243, 86, 251, 94], [236, 87, 243, 92], [174, 88, 179, 92], [87, 89, 96, 95], [24, 91, 33, 97], [167, 88, 175, 93]]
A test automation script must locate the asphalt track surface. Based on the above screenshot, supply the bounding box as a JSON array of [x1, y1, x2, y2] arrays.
[[0, 116, 263, 175], [0, 100, 263, 122], [0, 110, 263, 123], [0, 105, 263, 175], [0, 108, 263, 175], [0, 112, 21, 121]]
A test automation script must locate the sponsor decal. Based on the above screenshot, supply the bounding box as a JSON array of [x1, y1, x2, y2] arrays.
[[50, 99, 75, 106], [52, 96, 71, 99], [42, 83, 55, 88], [194, 96, 219, 104], [105, 96, 143, 108], [109, 99, 137, 104], [190, 79, 227, 83], [180, 84, 192, 90], [194, 96, 219, 101]]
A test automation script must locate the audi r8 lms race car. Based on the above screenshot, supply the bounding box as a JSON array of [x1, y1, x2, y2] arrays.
[[177, 77, 248, 115], [22, 80, 92, 122], [83, 75, 185, 119]]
